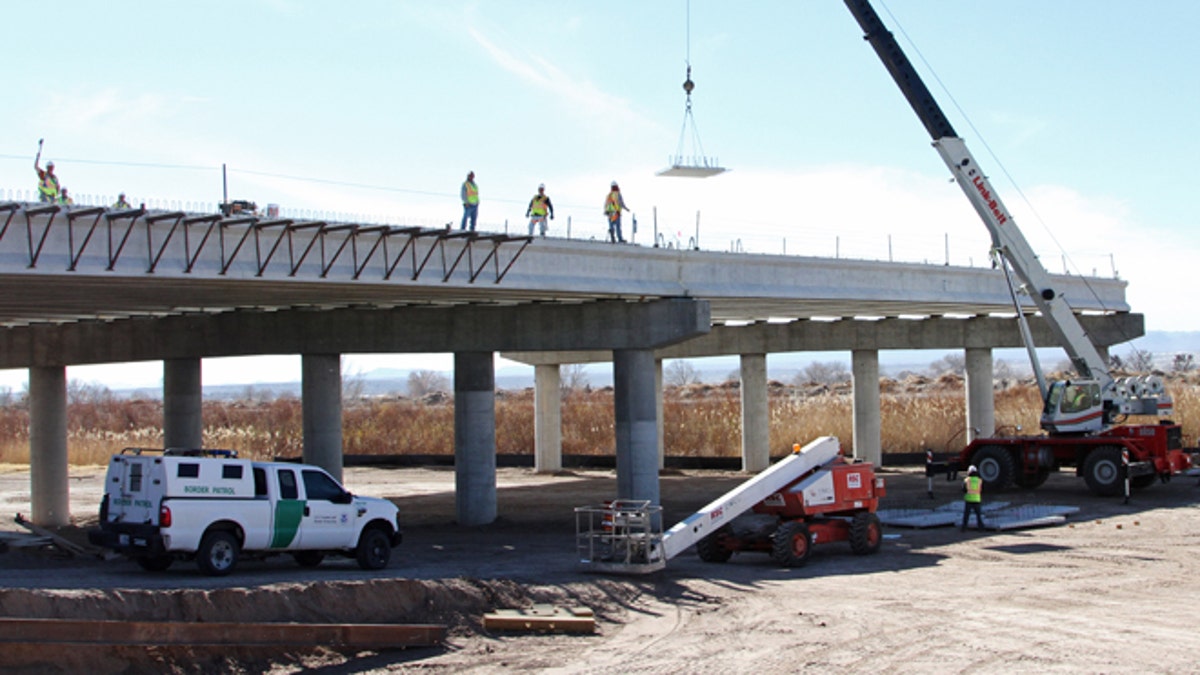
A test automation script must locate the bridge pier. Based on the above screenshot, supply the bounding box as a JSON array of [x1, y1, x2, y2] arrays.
[[455, 352, 497, 526], [29, 366, 69, 527], [965, 348, 996, 443], [740, 353, 770, 472], [533, 364, 562, 474], [852, 349, 882, 464], [163, 358, 203, 450], [302, 354, 343, 483], [614, 349, 659, 507]]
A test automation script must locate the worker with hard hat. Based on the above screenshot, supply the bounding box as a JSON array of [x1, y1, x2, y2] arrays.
[[460, 171, 479, 231], [35, 158, 60, 203], [113, 193, 132, 209], [604, 181, 629, 243], [525, 183, 554, 237], [961, 464, 986, 531]]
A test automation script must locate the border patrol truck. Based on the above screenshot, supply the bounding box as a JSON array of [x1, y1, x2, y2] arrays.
[[90, 449, 402, 576]]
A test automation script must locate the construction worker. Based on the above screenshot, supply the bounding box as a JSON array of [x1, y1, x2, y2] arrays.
[[961, 464, 985, 531], [460, 171, 479, 231], [525, 183, 554, 237], [58, 187, 74, 206], [604, 181, 629, 243], [113, 193, 132, 209], [35, 159, 60, 203]]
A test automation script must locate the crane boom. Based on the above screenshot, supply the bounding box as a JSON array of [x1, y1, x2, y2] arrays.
[[842, 0, 1111, 387]]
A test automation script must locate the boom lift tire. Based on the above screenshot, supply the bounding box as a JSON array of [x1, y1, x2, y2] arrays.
[[293, 551, 325, 568], [973, 446, 1016, 491], [356, 527, 392, 570], [135, 554, 173, 572], [771, 520, 812, 568], [696, 526, 733, 563], [1083, 446, 1125, 497], [849, 512, 883, 555], [196, 530, 240, 576]]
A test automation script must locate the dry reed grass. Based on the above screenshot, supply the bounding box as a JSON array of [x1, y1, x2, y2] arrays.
[[0, 377, 1197, 466]]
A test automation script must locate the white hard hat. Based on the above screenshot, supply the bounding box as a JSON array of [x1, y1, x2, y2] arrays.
[[611, 180, 618, 187], [968, 465, 978, 473], [47, 161, 54, 168], [538, 183, 545, 189]]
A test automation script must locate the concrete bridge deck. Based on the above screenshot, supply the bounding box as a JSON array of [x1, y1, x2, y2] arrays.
[[0, 201, 1126, 328]]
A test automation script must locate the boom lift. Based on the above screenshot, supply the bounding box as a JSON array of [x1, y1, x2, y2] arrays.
[[575, 437, 885, 573], [843, 0, 1191, 495]]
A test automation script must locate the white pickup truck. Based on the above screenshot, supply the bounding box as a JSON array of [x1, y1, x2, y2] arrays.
[[89, 448, 402, 576]]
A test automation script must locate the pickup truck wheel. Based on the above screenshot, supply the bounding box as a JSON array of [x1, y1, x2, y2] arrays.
[[356, 528, 391, 570], [849, 513, 882, 555], [293, 551, 325, 568], [135, 554, 173, 572], [1083, 447, 1124, 497], [696, 526, 733, 563], [196, 530, 240, 576], [771, 520, 812, 568]]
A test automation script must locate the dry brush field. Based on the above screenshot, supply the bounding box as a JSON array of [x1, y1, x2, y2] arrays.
[[1, 373, 1198, 465]]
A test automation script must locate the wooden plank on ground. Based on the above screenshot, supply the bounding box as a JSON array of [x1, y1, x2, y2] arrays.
[[0, 618, 446, 648], [483, 605, 595, 633]]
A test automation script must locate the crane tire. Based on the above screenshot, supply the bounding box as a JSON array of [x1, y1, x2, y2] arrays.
[[973, 446, 1016, 491], [1083, 446, 1124, 497]]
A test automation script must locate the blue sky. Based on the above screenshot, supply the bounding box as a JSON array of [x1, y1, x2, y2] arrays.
[[2, 1, 1198, 388]]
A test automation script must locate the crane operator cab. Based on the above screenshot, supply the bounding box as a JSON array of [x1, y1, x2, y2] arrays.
[[1042, 380, 1104, 434]]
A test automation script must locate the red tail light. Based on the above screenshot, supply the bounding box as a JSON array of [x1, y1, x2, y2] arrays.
[[159, 504, 172, 528]]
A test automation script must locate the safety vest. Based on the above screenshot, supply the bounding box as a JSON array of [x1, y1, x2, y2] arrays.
[[114, 199, 131, 209], [463, 181, 479, 205], [530, 195, 548, 217], [964, 476, 982, 503], [38, 172, 59, 201], [604, 190, 620, 214]]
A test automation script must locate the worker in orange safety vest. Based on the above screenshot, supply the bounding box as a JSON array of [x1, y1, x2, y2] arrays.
[[961, 465, 985, 531]]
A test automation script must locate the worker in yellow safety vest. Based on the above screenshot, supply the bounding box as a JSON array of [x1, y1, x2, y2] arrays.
[[604, 181, 629, 243], [35, 159, 60, 203], [961, 465, 985, 531], [113, 193, 132, 209], [525, 183, 554, 237], [460, 171, 479, 231]]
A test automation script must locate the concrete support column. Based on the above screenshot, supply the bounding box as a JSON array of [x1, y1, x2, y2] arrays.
[[655, 359, 665, 470], [454, 352, 497, 526], [533, 364, 562, 474], [29, 366, 68, 527], [740, 353, 770, 473], [302, 354, 343, 483], [965, 348, 996, 443], [614, 349, 659, 506], [851, 350, 882, 464], [163, 358, 203, 450]]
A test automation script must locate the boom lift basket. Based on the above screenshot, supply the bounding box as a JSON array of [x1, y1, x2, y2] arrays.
[[575, 500, 665, 574]]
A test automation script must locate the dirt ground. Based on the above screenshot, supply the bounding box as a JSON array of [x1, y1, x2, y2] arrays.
[[2, 460, 1200, 674]]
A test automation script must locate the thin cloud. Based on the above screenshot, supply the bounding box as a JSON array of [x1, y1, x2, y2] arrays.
[[465, 25, 646, 129]]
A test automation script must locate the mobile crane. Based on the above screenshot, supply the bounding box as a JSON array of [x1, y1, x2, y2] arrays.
[[843, 0, 1192, 496]]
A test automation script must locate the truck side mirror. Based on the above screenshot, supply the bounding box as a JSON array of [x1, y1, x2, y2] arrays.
[[332, 491, 353, 505]]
